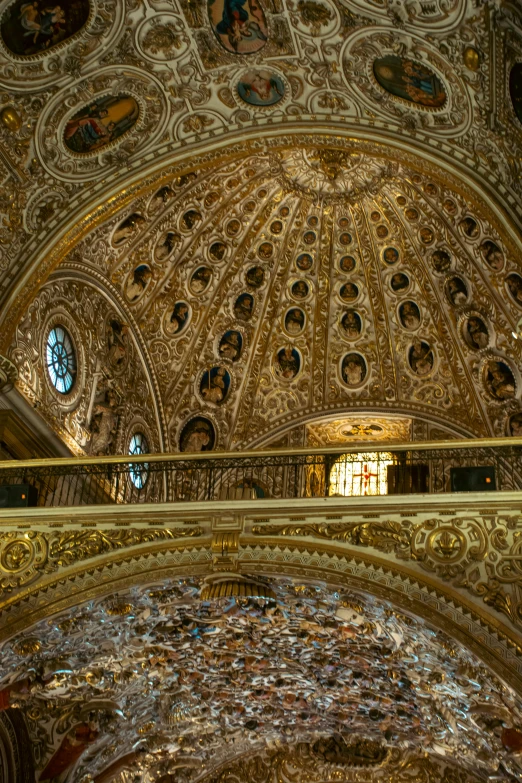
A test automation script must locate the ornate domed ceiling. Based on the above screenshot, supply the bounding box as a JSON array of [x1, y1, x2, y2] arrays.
[[7, 137, 522, 454], [2, 577, 522, 783]]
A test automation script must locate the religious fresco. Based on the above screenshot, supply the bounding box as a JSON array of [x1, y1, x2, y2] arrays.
[[463, 316, 489, 350], [200, 366, 231, 404], [125, 264, 152, 302], [246, 265, 265, 288], [340, 310, 361, 339], [339, 231, 352, 245], [373, 55, 447, 108], [399, 301, 421, 331], [446, 276, 468, 305], [509, 63, 522, 126], [165, 301, 191, 335], [112, 213, 145, 247], [190, 266, 212, 294], [208, 0, 267, 54], [237, 70, 285, 107], [340, 255, 356, 272], [218, 330, 242, 361], [483, 360, 516, 401], [408, 339, 434, 376], [382, 247, 399, 265], [234, 292, 254, 320], [303, 230, 316, 245], [339, 282, 359, 302], [480, 240, 504, 271], [506, 273, 522, 307], [179, 416, 216, 451], [431, 248, 451, 274], [64, 95, 139, 154], [1, 0, 90, 56], [296, 253, 313, 271], [275, 346, 301, 380], [155, 230, 181, 261], [341, 352, 366, 386], [390, 272, 409, 293], [284, 308, 305, 335]]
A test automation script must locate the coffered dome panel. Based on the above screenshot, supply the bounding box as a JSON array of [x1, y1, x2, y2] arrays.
[[11, 138, 521, 453]]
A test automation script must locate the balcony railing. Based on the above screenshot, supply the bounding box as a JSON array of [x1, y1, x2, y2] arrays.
[[1, 437, 522, 508]]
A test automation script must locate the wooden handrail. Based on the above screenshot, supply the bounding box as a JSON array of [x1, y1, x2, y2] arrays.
[[0, 436, 521, 470]]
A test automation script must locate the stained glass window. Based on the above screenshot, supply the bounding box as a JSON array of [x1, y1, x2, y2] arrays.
[[129, 432, 149, 489], [46, 326, 77, 394], [329, 452, 393, 496]]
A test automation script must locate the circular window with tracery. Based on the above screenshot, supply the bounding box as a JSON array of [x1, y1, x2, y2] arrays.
[[46, 325, 77, 394], [129, 432, 149, 489]]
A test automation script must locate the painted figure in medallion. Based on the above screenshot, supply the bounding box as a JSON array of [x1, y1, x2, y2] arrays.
[[507, 274, 522, 307], [112, 213, 145, 247], [1, 0, 90, 56], [238, 70, 285, 107], [166, 302, 190, 335], [340, 310, 361, 339], [190, 267, 212, 294], [390, 273, 409, 293], [64, 96, 139, 154], [373, 55, 447, 108], [446, 276, 468, 305], [340, 282, 358, 302], [234, 293, 254, 321], [208, 0, 267, 54], [285, 308, 305, 335], [341, 353, 366, 386], [200, 367, 230, 405], [465, 317, 489, 350], [297, 253, 313, 271], [340, 255, 356, 273], [275, 347, 300, 379], [180, 417, 215, 452], [480, 240, 504, 271], [408, 339, 433, 376], [219, 330, 242, 361], [291, 280, 309, 300], [155, 231, 181, 261], [125, 265, 152, 302], [399, 301, 420, 330], [246, 266, 265, 288], [484, 361, 516, 400]]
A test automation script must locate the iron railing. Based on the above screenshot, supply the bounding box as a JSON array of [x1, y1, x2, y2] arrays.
[[1, 438, 522, 508]]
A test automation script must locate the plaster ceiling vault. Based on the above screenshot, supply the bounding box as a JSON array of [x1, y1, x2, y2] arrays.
[[2, 577, 522, 783], [0, 0, 521, 454], [2, 1, 522, 782]]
